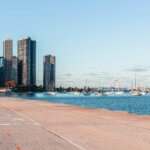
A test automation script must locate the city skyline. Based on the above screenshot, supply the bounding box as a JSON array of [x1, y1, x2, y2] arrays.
[[0, 0, 150, 87], [0, 37, 37, 88], [0, 36, 150, 88], [0, 36, 57, 91]]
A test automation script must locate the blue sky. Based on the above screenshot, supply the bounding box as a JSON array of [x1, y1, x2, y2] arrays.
[[0, 0, 150, 87]]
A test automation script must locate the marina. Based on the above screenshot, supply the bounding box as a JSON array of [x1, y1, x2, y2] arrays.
[[1, 91, 150, 115]]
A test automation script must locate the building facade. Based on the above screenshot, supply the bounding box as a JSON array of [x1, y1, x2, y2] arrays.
[[17, 37, 36, 86], [30, 40, 36, 86], [43, 55, 56, 91], [0, 57, 4, 87], [12, 56, 18, 83], [3, 39, 13, 82]]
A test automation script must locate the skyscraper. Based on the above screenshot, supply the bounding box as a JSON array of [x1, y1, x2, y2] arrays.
[[3, 39, 13, 82], [17, 37, 36, 86], [12, 56, 18, 83], [0, 57, 4, 87], [43, 55, 56, 91], [30, 40, 36, 86]]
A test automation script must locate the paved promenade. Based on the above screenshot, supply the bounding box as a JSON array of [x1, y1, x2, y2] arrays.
[[0, 97, 150, 150], [0, 101, 79, 150]]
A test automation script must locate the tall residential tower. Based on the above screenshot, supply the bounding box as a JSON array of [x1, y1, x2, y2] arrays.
[[3, 39, 13, 82], [17, 37, 36, 86], [43, 55, 56, 91]]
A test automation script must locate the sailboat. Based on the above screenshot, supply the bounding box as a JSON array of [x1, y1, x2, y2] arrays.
[[132, 91, 142, 96], [114, 80, 124, 95], [46, 92, 57, 96], [131, 74, 141, 96], [140, 87, 146, 96]]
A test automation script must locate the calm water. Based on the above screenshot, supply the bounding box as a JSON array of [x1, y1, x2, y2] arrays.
[[3, 93, 150, 115]]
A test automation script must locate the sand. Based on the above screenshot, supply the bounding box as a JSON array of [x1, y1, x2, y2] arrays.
[[0, 97, 150, 150]]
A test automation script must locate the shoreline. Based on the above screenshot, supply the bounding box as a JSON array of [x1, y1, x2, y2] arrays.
[[3, 95, 150, 116], [0, 97, 150, 150]]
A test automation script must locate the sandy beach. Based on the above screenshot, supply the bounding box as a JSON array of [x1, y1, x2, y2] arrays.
[[0, 97, 150, 150]]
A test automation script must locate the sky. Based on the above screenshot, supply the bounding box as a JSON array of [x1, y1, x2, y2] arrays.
[[0, 0, 150, 88]]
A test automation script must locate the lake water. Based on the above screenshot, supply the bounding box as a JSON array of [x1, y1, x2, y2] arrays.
[[5, 92, 150, 115]]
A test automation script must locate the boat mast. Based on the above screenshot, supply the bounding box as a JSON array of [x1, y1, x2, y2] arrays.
[[135, 74, 137, 90]]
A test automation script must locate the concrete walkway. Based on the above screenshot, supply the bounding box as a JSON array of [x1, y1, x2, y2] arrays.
[[1, 97, 150, 150], [0, 104, 79, 150]]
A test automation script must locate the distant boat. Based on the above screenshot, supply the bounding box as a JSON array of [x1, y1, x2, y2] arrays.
[[83, 92, 91, 96], [69, 92, 80, 95], [46, 92, 57, 96], [114, 80, 124, 95], [73, 92, 80, 95], [131, 91, 142, 96], [114, 91, 124, 95], [131, 74, 142, 96], [105, 91, 114, 96], [140, 92, 146, 96], [94, 92, 109, 96]]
